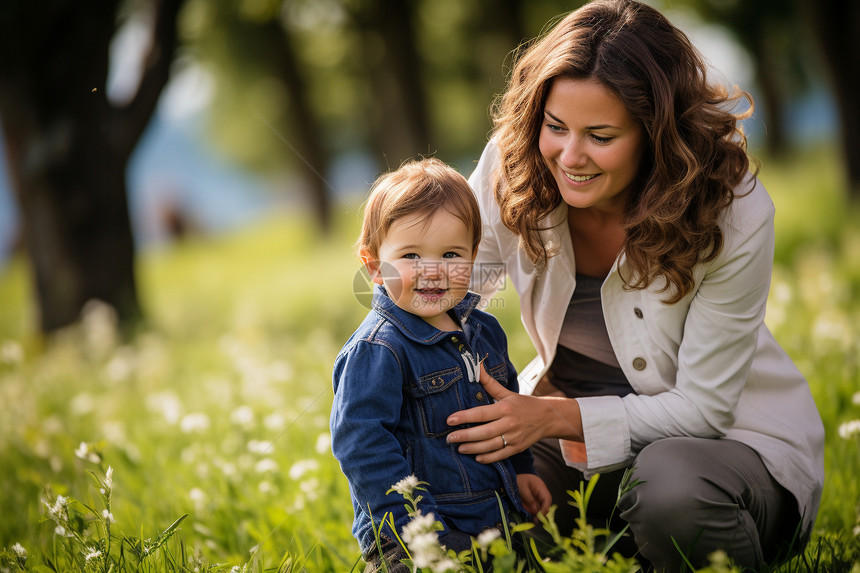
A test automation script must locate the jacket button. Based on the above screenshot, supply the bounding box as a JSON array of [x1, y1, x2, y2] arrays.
[[632, 357, 646, 371], [476, 391, 485, 401], [458, 344, 465, 352], [633, 307, 643, 319], [451, 336, 459, 343]]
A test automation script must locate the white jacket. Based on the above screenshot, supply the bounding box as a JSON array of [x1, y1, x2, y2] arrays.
[[468, 140, 824, 534]]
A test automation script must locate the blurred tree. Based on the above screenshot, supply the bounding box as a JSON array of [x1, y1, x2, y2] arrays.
[[802, 0, 860, 199], [0, 0, 184, 333], [677, 0, 808, 157]]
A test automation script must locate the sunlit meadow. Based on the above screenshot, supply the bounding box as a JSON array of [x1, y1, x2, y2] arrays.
[[0, 144, 858, 572]]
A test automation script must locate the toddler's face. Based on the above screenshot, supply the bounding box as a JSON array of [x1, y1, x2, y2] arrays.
[[367, 209, 475, 330]]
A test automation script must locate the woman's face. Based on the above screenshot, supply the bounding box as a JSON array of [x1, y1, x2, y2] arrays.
[[538, 77, 645, 213]]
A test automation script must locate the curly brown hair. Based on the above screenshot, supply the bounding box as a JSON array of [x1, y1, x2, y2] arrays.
[[492, 0, 755, 303]]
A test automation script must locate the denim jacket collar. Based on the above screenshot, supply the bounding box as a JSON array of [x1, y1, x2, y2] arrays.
[[371, 285, 481, 345]]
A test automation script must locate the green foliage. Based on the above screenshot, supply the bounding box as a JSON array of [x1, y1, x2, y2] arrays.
[[0, 147, 859, 571]]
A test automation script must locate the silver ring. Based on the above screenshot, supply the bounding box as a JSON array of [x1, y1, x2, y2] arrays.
[[500, 434, 508, 448]]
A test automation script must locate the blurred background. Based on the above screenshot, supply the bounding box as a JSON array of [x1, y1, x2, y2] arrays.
[[0, 0, 855, 333], [2, 2, 860, 568]]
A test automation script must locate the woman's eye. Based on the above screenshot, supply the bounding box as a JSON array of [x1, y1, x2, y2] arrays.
[[591, 134, 613, 144], [545, 122, 564, 133]]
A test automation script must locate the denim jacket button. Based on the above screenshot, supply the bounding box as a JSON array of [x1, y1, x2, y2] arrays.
[[451, 336, 459, 343], [476, 391, 484, 401], [458, 344, 465, 352]]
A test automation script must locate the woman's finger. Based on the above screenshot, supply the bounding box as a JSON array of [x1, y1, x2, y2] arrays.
[[478, 362, 514, 400]]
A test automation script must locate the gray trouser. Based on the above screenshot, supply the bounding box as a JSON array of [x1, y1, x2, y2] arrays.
[[532, 436, 802, 572]]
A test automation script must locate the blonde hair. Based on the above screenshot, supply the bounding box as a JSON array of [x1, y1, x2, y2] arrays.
[[358, 157, 482, 258], [493, 0, 754, 302]]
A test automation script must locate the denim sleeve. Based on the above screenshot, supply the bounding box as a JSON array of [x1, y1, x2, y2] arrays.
[[331, 340, 449, 537]]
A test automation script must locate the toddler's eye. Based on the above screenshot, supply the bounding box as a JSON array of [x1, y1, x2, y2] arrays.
[[403, 253, 419, 260], [442, 252, 461, 259]]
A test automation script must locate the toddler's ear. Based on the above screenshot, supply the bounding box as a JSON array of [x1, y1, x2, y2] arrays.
[[359, 249, 384, 285]]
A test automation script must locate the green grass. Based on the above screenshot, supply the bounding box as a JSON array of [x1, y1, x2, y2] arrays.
[[0, 143, 858, 572]]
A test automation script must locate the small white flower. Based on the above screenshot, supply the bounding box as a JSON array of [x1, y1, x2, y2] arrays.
[[288, 459, 319, 480], [254, 458, 279, 473], [180, 413, 210, 434], [104, 466, 114, 489], [84, 547, 102, 562], [0, 340, 23, 365], [314, 432, 332, 455], [476, 528, 501, 548], [11, 542, 26, 557], [402, 511, 438, 542], [247, 440, 273, 455], [74, 442, 101, 464], [102, 510, 115, 523], [54, 525, 67, 537], [853, 391, 860, 406], [391, 475, 420, 496], [838, 419, 860, 440], [230, 406, 255, 428], [431, 557, 459, 573]]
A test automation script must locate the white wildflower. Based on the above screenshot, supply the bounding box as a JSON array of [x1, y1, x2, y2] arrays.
[[431, 557, 460, 573], [74, 442, 101, 464], [0, 340, 23, 365], [54, 525, 67, 537], [189, 488, 207, 513], [180, 412, 210, 434], [102, 510, 115, 523], [314, 432, 331, 455], [391, 475, 420, 496], [476, 528, 501, 548], [84, 547, 102, 562], [258, 481, 274, 494], [288, 459, 319, 480], [145, 391, 184, 424], [853, 391, 860, 406], [254, 458, 279, 473], [11, 543, 26, 557], [263, 412, 286, 431], [104, 466, 114, 489], [300, 478, 320, 500], [221, 462, 237, 477], [838, 419, 860, 440], [402, 511, 438, 542], [230, 406, 255, 428], [70, 393, 96, 416], [43, 495, 68, 520], [246, 440, 273, 455]]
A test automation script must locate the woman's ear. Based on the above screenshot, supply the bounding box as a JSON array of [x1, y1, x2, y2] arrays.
[[359, 249, 384, 285]]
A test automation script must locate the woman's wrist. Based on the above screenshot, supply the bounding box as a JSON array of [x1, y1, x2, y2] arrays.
[[540, 395, 584, 441]]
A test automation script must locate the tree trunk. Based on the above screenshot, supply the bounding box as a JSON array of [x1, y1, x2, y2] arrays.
[[352, 0, 433, 169], [262, 19, 332, 233], [0, 102, 139, 332], [804, 0, 860, 198], [0, 0, 183, 333]]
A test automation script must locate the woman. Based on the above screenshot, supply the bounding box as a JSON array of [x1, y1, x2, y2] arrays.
[[445, 0, 824, 570]]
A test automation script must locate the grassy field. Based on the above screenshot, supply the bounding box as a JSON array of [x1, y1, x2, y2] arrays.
[[0, 144, 858, 572]]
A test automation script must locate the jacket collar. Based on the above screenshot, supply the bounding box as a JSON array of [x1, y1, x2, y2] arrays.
[[371, 285, 481, 345]]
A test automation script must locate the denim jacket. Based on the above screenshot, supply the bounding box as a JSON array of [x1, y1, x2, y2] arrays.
[[331, 285, 535, 552]]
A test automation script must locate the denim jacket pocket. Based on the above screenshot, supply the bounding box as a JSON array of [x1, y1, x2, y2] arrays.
[[409, 367, 464, 438], [486, 362, 509, 386]]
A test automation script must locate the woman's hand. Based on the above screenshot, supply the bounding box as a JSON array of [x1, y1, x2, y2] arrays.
[[445, 364, 584, 463]]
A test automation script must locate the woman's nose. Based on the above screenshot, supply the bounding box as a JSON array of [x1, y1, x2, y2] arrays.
[[560, 136, 587, 168]]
